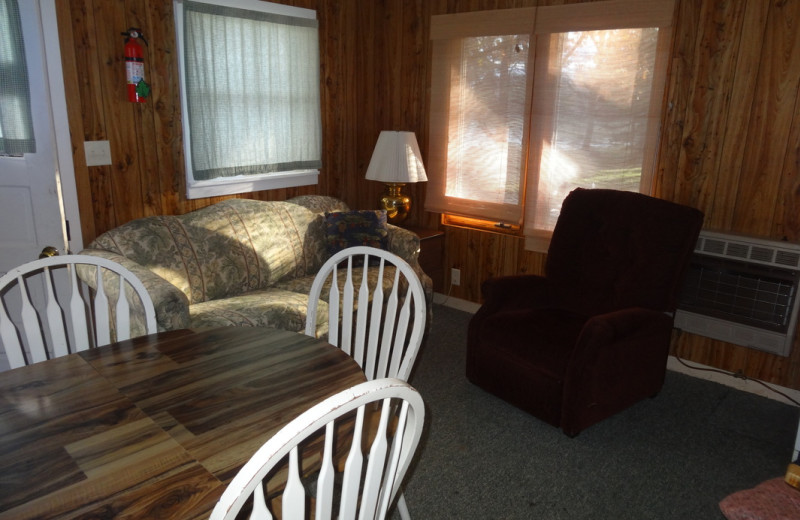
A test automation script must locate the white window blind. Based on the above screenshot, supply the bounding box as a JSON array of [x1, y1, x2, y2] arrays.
[[427, 0, 674, 251], [427, 8, 536, 225], [175, 0, 322, 199], [0, 0, 35, 156]]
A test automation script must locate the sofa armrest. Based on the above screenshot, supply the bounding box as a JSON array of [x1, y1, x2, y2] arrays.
[[386, 224, 420, 263], [79, 248, 191, 331], [385, 225, 434, 314]]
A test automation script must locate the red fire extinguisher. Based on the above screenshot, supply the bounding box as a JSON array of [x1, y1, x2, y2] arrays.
[[122, 28, 150, 103]]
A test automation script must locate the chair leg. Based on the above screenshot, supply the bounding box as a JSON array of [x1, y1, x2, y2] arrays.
[[397, 491, 411, 520]]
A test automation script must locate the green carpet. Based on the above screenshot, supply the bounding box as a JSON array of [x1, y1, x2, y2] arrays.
[[396, 304, 799, 519]]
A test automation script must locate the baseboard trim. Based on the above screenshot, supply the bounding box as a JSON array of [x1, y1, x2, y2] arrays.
[[433, 293, 481, 313], [666, 356, 800, 407], [434, 293, 800, 408]]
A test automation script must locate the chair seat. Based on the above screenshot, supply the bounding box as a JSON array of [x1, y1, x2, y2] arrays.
[[190, 289, 328, 336], [720, 477, 800, 520], [468, 308, 587, 427], [478, 307, 586, 371]]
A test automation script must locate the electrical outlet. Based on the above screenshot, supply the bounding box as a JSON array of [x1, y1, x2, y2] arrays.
[[451, 268, 461, 286]]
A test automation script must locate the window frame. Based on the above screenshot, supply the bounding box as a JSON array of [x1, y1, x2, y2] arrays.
[[173, 0, 321, 200], [427, 8, 537, 226], [427, 0, 676, 252]]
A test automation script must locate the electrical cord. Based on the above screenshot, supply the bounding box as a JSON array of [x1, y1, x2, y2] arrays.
[[674, 355, 800, 407], [436, 279, 455, 306]]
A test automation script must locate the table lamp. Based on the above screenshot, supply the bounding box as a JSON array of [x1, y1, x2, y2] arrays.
[[365, 131, 428, 225]]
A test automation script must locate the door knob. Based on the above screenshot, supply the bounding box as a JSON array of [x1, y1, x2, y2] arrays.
[[39, 246, 60, 258]]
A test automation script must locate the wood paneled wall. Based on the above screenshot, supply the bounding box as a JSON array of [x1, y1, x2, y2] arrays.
[[56, 0, 800, 390]]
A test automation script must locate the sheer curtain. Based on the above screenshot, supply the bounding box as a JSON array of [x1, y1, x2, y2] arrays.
[[183, 1, 321, 181], [0, 0, 35, 156]]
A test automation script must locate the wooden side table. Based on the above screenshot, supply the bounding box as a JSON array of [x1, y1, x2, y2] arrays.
[[406, 227, 445, 293]]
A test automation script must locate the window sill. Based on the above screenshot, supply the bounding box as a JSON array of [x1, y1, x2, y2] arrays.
[[440, 214, 521, 235], [186, 169, 319, 199], [523, 235, 551, 254], [439, 214, 553, 253]]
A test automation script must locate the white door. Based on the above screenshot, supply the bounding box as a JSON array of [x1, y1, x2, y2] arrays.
[[0, 0, 79, 276]]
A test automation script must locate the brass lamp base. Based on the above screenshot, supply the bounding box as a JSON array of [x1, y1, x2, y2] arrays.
[[378, 183, 411, 225]]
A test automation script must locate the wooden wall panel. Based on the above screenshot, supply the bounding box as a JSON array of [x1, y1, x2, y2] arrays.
[[778, 95, 800, 241], [732, 0, 800, 236], [443, 226, 524, 302], [670, 0, 746, 214], [142, 0, 179, 217], [54, 0, 800, 390], [708, 0, 768, 231]]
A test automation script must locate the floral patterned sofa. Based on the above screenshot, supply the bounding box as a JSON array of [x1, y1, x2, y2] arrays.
[[79, 195, 431, 337]]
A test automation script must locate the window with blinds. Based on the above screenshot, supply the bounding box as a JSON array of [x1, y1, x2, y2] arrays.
[[426, 0, 675, 251]]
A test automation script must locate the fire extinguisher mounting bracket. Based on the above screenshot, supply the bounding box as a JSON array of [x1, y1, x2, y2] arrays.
[[121, 27, 148, 46]]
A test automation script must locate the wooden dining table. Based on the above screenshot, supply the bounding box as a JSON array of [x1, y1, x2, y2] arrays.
[[0, 326, 367, 519]]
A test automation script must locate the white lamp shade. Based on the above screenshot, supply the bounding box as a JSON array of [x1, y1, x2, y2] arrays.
[[365, 131, 428, 183]]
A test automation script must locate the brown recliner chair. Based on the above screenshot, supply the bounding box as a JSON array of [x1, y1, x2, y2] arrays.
[[466, 188, 704, 436]]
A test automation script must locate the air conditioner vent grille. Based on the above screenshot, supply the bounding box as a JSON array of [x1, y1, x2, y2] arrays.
[[726, 243, 749, 259], [679, 259, 796, 333], [702, 239, 726, 255], [750, 246, 774, 263], [776, 251, 800, 269]]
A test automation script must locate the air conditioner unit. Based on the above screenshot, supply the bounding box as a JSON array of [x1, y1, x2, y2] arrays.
[[674, 230, 800, 357]]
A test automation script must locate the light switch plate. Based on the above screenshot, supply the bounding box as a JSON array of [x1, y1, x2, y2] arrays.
[[84, 140, 112, 166]]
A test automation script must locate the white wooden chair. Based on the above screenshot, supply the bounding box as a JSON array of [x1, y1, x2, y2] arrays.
[[0, 254, 157, 369], [209, 378, 425, 520], [305, 246, 427, 519], [305, 246, 427, 382]]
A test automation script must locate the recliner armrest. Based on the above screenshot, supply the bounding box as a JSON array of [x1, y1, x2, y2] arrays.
[[561, 307, 674, 435], [568, 308, 673, 370], [580, 307, 671, 340]]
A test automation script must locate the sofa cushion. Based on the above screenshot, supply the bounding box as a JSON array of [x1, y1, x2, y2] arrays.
[[275, 264, 404, 302], [189, 288, 328, 337], [286, 195, 350, 215], [324, 210, 389, 256], [90, 199, 329, 304]]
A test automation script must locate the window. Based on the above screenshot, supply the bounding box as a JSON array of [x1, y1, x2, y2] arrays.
[[427, 0, 675, 251], [174, 0, 322, 199], [0, 0, 35, 156]]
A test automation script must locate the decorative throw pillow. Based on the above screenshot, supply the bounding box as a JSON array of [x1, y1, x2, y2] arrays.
[[325, 210, 389, 256]]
